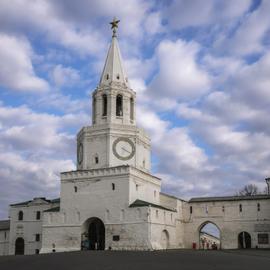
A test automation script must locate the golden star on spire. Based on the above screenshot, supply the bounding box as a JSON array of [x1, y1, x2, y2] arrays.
[[110, 17, 120, 37]]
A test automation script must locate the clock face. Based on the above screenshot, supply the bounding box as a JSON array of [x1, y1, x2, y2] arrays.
[[112, 137, 135, 160], [78, 143, 83, 164]]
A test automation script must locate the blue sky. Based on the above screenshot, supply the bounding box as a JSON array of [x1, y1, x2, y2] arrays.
[[0, 0, 270, 219]]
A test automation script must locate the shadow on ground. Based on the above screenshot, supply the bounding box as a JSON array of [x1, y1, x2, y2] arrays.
[[0, 250, 270, 270]]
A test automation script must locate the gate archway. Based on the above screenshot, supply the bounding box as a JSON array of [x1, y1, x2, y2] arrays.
[[15, 237, 24, 255], [161, 230, 169, 249], [199, 221, 221, 250], [82, 217, 105, 250], [238, 231, 251, 249]]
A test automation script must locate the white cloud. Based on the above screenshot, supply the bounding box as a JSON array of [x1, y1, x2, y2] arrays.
[[50, 65, 80, 88], [0, 34, 49, 92], [148, 39, 210, 101], [165, 0, 251, 30]]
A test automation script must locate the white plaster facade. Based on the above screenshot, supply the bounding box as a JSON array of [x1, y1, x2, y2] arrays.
[[1, 24, 270, 255]]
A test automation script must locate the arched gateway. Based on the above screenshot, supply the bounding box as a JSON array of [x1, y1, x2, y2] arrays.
[[15, 237, 24, 255], [81, 217, 105, 250]]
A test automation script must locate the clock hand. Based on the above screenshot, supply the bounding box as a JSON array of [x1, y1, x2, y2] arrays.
[[121, 147, 131, 154]]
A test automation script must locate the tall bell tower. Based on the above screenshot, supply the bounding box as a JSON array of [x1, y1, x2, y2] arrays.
[[77, 18, 151, 172]]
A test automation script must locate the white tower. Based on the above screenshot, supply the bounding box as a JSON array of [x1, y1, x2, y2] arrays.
[[77, 19, 151, 172]]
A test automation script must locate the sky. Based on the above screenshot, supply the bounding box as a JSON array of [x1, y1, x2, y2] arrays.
[[0, 0, 270, 219]]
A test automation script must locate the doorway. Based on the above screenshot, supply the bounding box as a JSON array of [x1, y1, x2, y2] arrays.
[[15, 237, 24, 255], [238, 231, 251, 249]]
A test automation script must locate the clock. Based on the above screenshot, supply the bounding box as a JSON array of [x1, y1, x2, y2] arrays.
[[78, 143, 83, 164], [112, 137, 135, 160]]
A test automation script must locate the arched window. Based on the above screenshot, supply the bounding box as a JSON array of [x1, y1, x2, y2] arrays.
[[116, 94, 123, 116], [239, 204, 242, 212], [257, 203, 260, 212], [18, 211, 23, 221], [74, 186, 78, 193], [93, 97, 96, 124], [102, 94, 107, 116], [94, 154, 99, 164], [130, 97, 134, 120], [106, 74, 109, 80]]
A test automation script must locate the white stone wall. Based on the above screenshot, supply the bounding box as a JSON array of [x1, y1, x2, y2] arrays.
[[0, 230, 9, 255], [183, 199, 270, 249]]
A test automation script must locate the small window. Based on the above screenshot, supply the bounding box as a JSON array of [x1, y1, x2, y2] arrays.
[[112, 183, 115, 190], [95, 155, 99, 164], [136, 184, 139, 191], [106, 74, 109, 80], [258, 233, 269, 244], [154, 190, 157, 198], [190, 206, 193, 214], [74, 186, 78, 193], [35, 234, 40, 242], [257, 203, 260, 212], [35, 249, 39, 254], [222, 206, 225, 213], [113, 235, 120, 241], [239, 204, 242, 212], [156, 210, 159, 218], [116, 74, 120, 80], [4, 232, 7, 239], [18, 211, 23, 221], [36, 211, 41, 220], [171, 213, 173, 221], [143, 159, 145, 168]]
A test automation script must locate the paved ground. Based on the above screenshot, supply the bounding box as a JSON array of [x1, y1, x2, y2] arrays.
[[0, 250, 270, 270]]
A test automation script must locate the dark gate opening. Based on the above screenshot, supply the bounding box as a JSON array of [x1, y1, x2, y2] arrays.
[[238, 231, 251, 249], [15, 237, 24, 255], [88, 218, 105, 250]]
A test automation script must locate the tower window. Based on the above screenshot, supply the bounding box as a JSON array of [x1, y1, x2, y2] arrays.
[[222, 206, 225, 213], [18, 211, 23, 221], [95, 155, 99, 164], [36, 211, 41, 220], [130, 97, 134, 120], [136, 184, 139, 191], [102, 94, 107, 116], [74, 186, 78, 193], [106, 74, 109, 80], [257, 203, 260, 212], [112, 183, 115, 190], [239, 204, 242, 212], [116, 74, 120, 80], [190, 206, 193, 214], [156, 210, 159, 218], [93, 97, 96, 124], [116, 94, 123, 116]]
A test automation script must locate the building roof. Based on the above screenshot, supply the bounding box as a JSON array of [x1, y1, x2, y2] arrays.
[[99, 31, 129, 87], [10, 197, 60, 207], [189, 194, 270, 203], [160, 192, 187, 202], [0, 220, 10, 231], [129, 199, 176, 212], [44, 206, 60, 212]]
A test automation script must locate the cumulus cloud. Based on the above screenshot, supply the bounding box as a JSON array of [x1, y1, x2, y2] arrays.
[[0, 34, 49, 92], [148, 39, 210, 102], [0, 103, 90, 218], [165, 0, 251, 30]]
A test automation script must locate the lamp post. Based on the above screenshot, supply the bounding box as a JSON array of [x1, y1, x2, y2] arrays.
[[265, 178, 270, 195]]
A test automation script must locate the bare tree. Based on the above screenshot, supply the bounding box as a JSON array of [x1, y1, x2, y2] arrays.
[[236, 184, 259, 196]]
